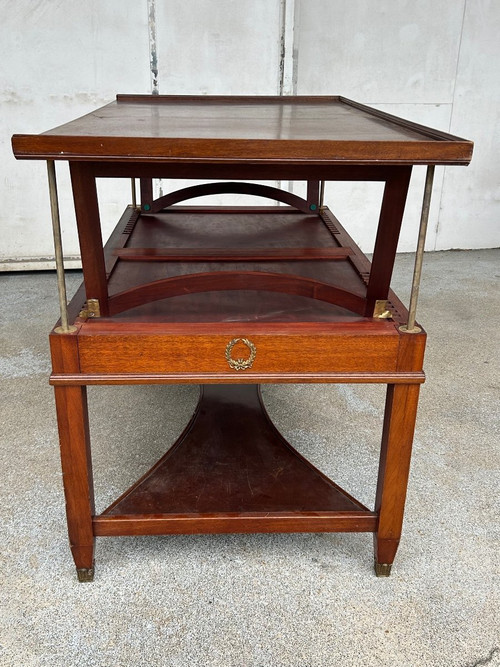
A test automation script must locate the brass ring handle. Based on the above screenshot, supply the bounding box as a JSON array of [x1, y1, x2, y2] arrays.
[[225, 338, 257, 371]]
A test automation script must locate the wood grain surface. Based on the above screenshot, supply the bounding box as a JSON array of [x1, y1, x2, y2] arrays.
[[12, 95, 473, 164]]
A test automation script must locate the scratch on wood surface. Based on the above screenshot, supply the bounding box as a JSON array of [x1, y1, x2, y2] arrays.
[[246, 470, 255, 496], [272, 465, 285, 480]]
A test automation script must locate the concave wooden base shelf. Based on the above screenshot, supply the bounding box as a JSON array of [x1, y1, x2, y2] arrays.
[[94, 384, 376, 536]]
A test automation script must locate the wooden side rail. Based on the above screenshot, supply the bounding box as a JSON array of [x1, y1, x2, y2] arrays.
[[114, 247, 353, 262], [93, 512, 378, 536], [108, 271, 367, 316], [143, 181, 317, 214]]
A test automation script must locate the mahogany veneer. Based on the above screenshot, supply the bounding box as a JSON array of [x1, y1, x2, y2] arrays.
[[12, 95, 472, 581]]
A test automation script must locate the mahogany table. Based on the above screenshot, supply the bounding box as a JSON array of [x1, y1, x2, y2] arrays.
[[12, 96, 473, 581]]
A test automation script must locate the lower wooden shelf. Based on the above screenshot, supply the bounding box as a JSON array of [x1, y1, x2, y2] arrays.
[[94, 384, 377, 536]]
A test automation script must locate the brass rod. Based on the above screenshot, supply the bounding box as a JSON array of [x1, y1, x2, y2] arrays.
[[402, 165, 435, 333], [131, 178, 137, 209], [319, 180, 325, 209], [47, 161, 75, 333]]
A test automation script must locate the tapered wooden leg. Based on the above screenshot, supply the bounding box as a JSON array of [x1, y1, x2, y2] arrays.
[[54, 385, 95, 581], [374, 383, 420, 576]]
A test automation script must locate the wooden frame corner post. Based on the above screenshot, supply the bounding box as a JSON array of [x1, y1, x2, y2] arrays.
[[373, 383, 421, 576]]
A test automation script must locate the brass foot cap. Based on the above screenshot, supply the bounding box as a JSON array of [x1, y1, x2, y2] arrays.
[[76, 567, 94, 582], [374, 562, 392, 577]]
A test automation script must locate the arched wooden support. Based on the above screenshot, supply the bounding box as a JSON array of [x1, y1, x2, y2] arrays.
[[108, 271, 367, 316], [146, 182, 316, 214]]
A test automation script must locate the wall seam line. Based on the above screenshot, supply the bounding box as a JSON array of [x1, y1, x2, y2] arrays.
[[148, 0, 159, 95], [434, 0, 468, 250]]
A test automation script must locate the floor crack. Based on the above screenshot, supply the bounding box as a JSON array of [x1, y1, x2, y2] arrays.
[[466, 647, 500, 667]]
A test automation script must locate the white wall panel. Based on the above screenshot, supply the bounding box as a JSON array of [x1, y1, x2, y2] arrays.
[[1, 0, 151, 266], [155, 0, 281, 95], [295, 0, 465, 103], [436, 0, 500, 249]]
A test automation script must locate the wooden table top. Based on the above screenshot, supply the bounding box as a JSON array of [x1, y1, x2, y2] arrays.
[[12, 95, 472, 165]]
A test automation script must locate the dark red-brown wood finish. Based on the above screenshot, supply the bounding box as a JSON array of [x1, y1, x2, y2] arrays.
[[12, 95, 472, 165], [12, 95, 472, 581]]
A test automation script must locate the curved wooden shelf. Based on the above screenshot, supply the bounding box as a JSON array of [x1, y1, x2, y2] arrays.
[[108, 270, 367, 316]]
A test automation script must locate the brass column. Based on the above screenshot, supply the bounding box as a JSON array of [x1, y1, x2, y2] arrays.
[[400, 165, 435, 334], [47, 160, 77, 334]]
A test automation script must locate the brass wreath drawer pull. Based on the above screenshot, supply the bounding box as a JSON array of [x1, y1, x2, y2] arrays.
[[225, 338, 257, 371]]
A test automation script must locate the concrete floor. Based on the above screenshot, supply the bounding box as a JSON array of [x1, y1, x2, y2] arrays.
[[1, 249, 498, 667]]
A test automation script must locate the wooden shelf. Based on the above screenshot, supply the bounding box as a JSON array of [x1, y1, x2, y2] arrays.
[[94, 385, 376, 536]]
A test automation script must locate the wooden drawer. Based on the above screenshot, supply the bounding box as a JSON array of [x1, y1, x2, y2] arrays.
[[77, 322, 400, 377]]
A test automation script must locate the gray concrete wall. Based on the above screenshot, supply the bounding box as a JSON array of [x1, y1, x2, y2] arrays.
[[2, 0, 499, 269]]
